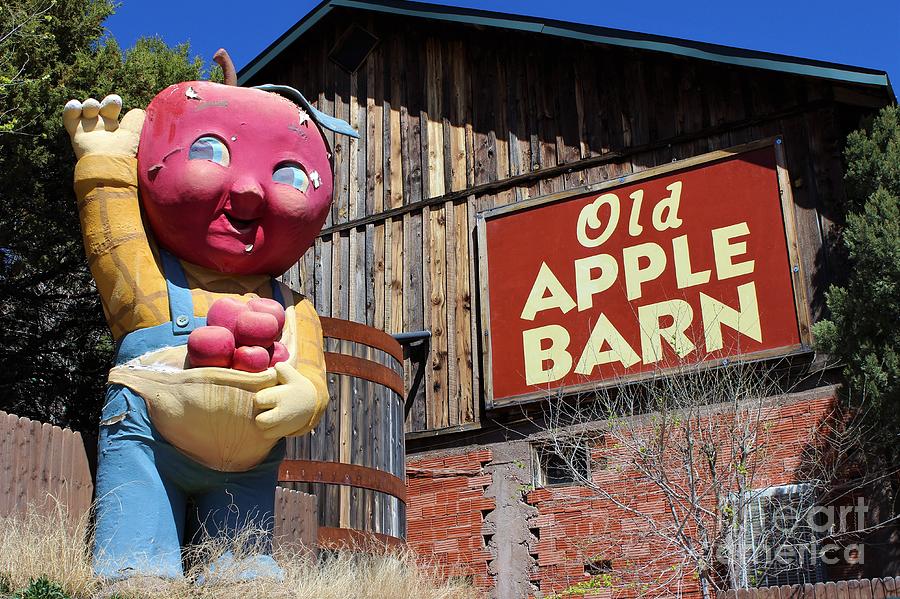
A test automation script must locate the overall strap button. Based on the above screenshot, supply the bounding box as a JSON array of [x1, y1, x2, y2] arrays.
[[175, 315, 190, 328]]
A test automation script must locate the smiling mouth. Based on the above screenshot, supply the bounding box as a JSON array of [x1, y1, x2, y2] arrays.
[[224, 212, 258, 235]]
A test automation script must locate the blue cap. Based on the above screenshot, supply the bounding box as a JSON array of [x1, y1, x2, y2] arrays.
[[254, 83, 359, 139]]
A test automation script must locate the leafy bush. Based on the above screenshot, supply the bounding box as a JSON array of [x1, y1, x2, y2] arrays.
[[14, 576, 70, 599]]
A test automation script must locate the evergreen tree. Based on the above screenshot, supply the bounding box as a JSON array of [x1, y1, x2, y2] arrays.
[[0, 0, 215, 430], [814, 105, 900, 462]]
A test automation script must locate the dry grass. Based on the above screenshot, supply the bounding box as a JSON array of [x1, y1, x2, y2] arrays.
[[0, 503, 95, 597], [0, 504, 478, 599]]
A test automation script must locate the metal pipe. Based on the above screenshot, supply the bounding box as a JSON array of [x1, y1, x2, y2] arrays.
[[392, 330, 431, 344], [391, 331, 431, 418]]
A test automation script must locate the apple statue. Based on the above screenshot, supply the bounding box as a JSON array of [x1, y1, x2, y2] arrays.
[[63, 50, 356, 581]]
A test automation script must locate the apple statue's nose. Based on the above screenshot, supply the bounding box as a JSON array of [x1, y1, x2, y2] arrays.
[[228, 177, 265, 218]]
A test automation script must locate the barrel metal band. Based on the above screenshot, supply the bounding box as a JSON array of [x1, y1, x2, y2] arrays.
[[317, 526, 406, 550], [279, 459, 407, 502], [324, 352, 405, 397], [320, 316, 404, 363]]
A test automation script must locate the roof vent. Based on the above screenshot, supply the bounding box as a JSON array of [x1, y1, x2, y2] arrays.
[[329, 24, 379, 73]]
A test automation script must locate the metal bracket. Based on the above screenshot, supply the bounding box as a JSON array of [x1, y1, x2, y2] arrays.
[[391, 330, 431, 419]]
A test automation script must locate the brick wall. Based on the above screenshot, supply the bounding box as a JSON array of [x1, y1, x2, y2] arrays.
[[526, 391, 836, 597], [406, 449, 496, 589], [405, 389, 843, 598]]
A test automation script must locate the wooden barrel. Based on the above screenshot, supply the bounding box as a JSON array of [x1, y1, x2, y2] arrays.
[[279, 317, 406, 548]]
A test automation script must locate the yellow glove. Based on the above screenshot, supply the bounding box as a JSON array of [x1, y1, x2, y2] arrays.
[[254, 362, 324, 440], [63, 94, 145, 159]]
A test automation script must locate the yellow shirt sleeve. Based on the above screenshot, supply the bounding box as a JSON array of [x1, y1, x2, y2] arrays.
[[289, 294, 330, 434], [73, 154, 168, 339]]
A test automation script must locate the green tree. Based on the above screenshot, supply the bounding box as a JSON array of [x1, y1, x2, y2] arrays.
[[813, 104, 900, 461], [0, 0, 214, 431]]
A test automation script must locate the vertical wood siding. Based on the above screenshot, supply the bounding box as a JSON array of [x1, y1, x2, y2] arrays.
[[256, 11, 852, 435]]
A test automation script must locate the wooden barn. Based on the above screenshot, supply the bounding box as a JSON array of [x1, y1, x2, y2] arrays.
[[238, 0, 894, 596]]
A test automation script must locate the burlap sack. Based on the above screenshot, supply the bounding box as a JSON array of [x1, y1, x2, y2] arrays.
[[108, 304, 299, 472]]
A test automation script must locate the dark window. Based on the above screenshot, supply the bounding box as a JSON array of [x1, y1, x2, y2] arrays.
[[329, 24, 379, 73], [533, 443, 590, 487], [584, 558, 612, 576]]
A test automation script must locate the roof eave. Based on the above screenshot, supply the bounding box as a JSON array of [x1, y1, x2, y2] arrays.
[[238, 0, 891, 92], [238, 0, 334, 85]]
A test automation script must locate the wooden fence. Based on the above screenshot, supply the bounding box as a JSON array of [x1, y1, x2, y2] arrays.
[[0, 410, 318, 552], [0, 411, 93, 524], [273, 486, 318, 555], [718, 577, 900, 598]]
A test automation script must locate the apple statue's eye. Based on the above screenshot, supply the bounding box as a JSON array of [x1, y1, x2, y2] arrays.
[[188, 136, 230, 166], [272, 162, 310, 193]]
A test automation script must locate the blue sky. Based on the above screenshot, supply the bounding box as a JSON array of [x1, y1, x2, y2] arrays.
[[107, 0, 899, 90]]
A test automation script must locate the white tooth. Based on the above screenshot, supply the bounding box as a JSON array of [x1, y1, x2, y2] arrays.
[[310, 170, 321, 189], [244, 244, 254, 253]]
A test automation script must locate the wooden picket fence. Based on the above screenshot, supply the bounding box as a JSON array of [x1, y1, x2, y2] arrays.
[[718, 577, 900, 598], [0, 410, 317, 552], [274, 486, 318, 554], [0, 410, 93, 524]]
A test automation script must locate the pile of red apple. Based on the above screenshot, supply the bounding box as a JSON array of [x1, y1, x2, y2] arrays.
[[187, 298, 289, 372]]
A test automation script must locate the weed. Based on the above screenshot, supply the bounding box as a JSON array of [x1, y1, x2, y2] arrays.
[[14, 576, 71, 599]]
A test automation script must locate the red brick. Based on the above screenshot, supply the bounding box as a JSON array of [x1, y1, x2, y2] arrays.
[[471, 497, 496, 511], [420, 503, 447, 518], [406, 492, 436, 510], [466, 474, 492, 488], [432, 537, 460, 553]]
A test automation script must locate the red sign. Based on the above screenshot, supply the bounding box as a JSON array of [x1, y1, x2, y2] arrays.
[[477, 141, 808, 406]]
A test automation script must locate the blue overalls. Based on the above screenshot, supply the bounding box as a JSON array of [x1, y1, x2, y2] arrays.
[[93, 249, 286, 580]]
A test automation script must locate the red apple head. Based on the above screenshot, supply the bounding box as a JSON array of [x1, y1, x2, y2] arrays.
[[137, 81, 334, 275]]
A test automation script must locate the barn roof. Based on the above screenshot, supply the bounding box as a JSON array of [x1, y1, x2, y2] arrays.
[[237, 0, 892, 93]]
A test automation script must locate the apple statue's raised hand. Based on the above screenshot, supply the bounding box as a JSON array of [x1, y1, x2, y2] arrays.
[[63, 95, 144, 159]]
